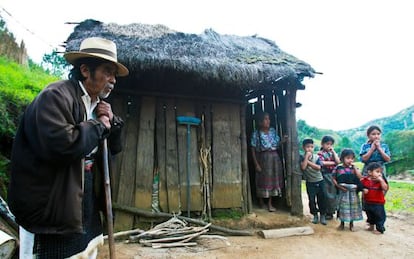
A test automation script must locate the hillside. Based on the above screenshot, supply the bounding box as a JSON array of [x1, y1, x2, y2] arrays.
[[298, 105, 414, 175], [338, 105, 414, 149], [0, 56, 59, 197], [299, 105, 414, 149]]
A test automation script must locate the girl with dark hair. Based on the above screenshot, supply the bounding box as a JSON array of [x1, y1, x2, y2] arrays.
[[251, 112, 287, 212], [359, 125, 391, 177], [317, 136, 340, 220], [332, 148, 363, 231]]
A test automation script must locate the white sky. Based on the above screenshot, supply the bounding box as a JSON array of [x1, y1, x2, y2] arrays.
[[1, 0, 413, 130]]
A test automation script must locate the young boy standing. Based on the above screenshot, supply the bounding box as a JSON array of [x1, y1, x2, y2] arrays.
[[300, 139, 327, 225], [360, 162, 389, 234]]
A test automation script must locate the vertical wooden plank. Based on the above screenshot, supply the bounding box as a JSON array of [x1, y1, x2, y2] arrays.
[[109, 94, 126, 202], [279, 90, 292, 208], [164, 99, 181, 213], [240, 104, 252, 213], [156, 98, 168, 212], [211, 103, 242, 208], [114, 95, 139, 231], [246, 101, 256, 204], [135, 96, 156, 210], [176, 100, 203, 213], [288, 88, 303, 215]]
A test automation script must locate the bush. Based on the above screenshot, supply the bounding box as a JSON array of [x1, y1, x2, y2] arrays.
[[0, 56, 59, 197]]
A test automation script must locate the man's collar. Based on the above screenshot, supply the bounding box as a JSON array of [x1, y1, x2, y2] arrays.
[[79, 81, 100, 102], [78, 81, 89, 97]]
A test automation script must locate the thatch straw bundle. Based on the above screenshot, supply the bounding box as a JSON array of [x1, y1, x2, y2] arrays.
[[65, 19, 314, 91]]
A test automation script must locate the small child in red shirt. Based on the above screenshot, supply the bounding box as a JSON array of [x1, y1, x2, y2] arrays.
[[360, 162, 389, 234]]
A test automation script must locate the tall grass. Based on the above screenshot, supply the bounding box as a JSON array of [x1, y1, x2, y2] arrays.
[[0, 56, 59, 197]]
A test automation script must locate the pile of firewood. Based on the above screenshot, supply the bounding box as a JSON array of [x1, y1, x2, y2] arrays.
[[129, 217, 221, 249]]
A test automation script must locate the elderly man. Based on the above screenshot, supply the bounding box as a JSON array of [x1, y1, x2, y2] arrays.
[[8, 37, 128, 258]]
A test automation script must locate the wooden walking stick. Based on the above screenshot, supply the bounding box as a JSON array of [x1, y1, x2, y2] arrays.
[[102, 138, 116, 259]]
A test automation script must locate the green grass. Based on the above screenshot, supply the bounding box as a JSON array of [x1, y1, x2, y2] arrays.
[[0, 56, 59, 198], [212, 208, 243, 220], [386, 181, 414, 213]]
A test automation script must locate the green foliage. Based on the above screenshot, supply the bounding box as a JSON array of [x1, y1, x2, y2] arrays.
[[0, 17, 13, 39], [297, 119, 346, 154], [0, 154, 9, 197], [0, 18, 5, 31], [42, 49, 70, 78], [0, 55, 59, 195], [212, 208, 243, 220], [385, 130, 414, 160], [0, 56, 59, 137]]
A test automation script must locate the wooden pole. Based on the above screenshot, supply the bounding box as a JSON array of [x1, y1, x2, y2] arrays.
[[240, 104, 252, 213], [258, 226, 314, 239], [288, 88, 303, 216], [103, 139, 116, 259]]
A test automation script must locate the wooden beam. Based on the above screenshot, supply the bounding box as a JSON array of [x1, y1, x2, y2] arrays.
[[135, 97, 156, 210], [258, 226, 314, 239]]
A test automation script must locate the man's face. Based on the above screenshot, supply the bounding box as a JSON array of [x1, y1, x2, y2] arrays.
[[99, 83, 114, 99], [82, 62, 117, 98]]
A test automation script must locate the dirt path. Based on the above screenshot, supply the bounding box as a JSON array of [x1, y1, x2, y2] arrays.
[[98, 192, 414, 259]]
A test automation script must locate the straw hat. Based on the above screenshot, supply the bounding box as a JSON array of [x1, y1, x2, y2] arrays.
[[64, 37, 129, 76]]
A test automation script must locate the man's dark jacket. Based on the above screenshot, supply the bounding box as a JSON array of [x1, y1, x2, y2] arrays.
[[8, 79, 123, 234]]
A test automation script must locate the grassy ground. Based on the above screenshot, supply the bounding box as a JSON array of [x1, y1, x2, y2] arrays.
[[386, 181, 414, 214]]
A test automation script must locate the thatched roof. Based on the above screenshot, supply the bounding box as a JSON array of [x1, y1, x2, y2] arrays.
[[65, 19, 315, 95]]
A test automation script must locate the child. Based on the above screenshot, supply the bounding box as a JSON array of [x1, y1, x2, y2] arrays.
[[300, 139, 327, 225], [359, 125, 391, 177], [332, 148, 363, 231], [317, 136, 340, 220], [251, 111, 287, 212], [360, 162, 389, 234]]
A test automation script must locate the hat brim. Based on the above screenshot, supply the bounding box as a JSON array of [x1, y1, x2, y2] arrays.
[[64, 52, 129, 77]]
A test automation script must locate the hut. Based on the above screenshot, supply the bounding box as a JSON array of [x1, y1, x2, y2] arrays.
[[65, 19, 316, 231]]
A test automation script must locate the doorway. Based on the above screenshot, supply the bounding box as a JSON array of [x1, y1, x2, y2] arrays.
[[245, 89, 289, 210]]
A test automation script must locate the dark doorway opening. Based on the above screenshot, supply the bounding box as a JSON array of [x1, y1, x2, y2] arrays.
[[245, 89, 289, 211]]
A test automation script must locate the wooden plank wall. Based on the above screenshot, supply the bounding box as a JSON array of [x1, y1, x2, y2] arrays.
[[110, 95, 126, 200], [175, 100, 203, 213], [113, 94, 139, 231], [134, 97, 156, 210], [155, 98, 168, 212], [159, 99, 182, 213], [211, 103, 242, 208], [112, 95, 246, 230]]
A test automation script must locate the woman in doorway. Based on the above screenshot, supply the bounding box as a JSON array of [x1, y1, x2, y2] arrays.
[[251, 111, 287, 212]]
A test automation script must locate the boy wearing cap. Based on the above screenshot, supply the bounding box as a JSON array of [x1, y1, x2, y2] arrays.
[[8, 37, 128, 258]]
